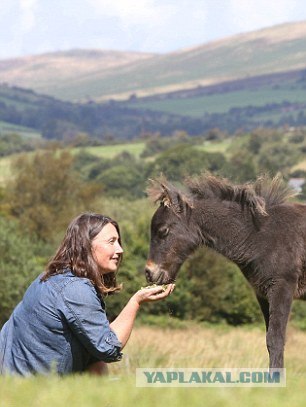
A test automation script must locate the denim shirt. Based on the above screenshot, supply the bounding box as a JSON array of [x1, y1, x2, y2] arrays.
[[0, 270, 122, 376]]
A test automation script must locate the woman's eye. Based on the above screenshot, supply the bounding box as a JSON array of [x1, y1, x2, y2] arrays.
[[158, 227, 169, 238]]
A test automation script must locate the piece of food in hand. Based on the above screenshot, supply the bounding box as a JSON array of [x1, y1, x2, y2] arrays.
[[141, 283, 168, 292]]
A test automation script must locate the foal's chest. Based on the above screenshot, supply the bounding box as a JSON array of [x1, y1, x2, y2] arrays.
[[295, 268, 306, 300]]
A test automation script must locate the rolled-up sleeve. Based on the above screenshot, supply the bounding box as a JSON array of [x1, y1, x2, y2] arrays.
[[60, 280, 122, 363]]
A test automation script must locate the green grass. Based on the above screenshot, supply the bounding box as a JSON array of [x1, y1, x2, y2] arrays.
[[0, 155, 14, 184], [74, 140, 231, 160], [127, 84, 306, 118], [1, 374, 306, 407], [196, 139, 233, 155], [1, 324, 306, 407], [73, 142, 146, 159]]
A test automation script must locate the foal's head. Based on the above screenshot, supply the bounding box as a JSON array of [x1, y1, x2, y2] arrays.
[[145, 179, 199, 284]]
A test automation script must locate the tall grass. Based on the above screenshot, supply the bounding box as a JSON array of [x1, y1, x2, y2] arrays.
[[1, 324, 306, 407]]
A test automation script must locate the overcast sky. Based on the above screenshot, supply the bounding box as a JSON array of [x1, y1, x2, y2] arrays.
[[0, 0, 305, 59]]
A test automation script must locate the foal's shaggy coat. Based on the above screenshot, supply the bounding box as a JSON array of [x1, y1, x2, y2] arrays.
[[146, 173, 306, 368]]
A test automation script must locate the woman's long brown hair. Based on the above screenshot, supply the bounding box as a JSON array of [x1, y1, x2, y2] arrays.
[[41, 213, 122, 295]]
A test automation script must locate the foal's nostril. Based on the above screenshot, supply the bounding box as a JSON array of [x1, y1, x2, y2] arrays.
[[145, 267, 153, 283]]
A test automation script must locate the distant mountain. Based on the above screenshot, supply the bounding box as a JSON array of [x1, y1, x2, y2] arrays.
[[0, 20, 305, 102]]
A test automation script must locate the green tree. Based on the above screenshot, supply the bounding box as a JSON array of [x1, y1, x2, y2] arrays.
[[0, 132, 35, 157], [183, 248, 262, 324], [152, 145, 226, 181], [7, 149, 102, 242], [222, 151, 257, 183], [248, 132, 263, 154], [99, 156, 148, 199], [257, 142, 299, 175], [0, 217, 42, 326]]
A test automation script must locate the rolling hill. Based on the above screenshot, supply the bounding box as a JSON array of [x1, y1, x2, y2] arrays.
[[0, 49, 156, 100], [0, 20, 305, 102]]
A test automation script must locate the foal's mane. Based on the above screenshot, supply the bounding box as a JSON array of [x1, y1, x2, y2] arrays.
[[186, 173, 296, 213], [147, 173, 296, 217]]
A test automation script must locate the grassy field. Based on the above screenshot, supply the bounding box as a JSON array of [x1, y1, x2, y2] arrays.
[[196, 139, 233, 155], [127, 84, 306, 118], [74, 140, 235, 159], [73, 142, 146, 159], [0, 155, 14, 184], [1, 323, 306, 407]]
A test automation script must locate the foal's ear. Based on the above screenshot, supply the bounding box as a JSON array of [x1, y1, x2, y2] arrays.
[[147, 178, 191, 216]]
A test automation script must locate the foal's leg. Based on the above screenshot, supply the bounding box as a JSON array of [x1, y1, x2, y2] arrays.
[[256, 294, 269, 331], [266, 281, 294, 369]]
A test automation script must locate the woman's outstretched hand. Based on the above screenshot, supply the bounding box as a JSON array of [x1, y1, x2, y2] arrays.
[[110, 284, 175, 348], [132, 284, 175, 304]]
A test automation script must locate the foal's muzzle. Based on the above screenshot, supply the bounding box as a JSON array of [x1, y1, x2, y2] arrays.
[[145, 266, 154, 283], [145, 260, 173, 284]]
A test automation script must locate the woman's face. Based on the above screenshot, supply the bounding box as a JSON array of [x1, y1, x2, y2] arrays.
[[91, 223, 123, 274]]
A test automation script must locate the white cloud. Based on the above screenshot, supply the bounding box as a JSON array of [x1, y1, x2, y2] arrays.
[[19, 0, 38, 32], [0, 1, 12, 17]]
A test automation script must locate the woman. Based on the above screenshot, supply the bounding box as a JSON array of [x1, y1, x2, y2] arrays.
[[0, 212, 174, 376]]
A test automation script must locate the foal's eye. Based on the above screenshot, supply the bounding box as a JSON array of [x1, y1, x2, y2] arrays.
[[158, 227, 169, 238]]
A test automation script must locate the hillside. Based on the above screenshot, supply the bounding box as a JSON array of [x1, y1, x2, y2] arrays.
[[125, 68, 306, 122], [0, 49, 156, 99], [0, 21, 305, 102], [0, 84, 197, 140]]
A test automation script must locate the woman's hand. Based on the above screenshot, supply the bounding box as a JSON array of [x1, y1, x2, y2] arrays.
[[132, 284, 175, 305], [110, 284, 175, 348]]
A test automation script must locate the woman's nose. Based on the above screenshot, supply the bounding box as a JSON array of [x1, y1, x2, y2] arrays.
[[115, 243, 124, 254]]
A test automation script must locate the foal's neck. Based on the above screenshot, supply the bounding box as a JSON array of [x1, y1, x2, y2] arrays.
[[193, 199, 254, 264]]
